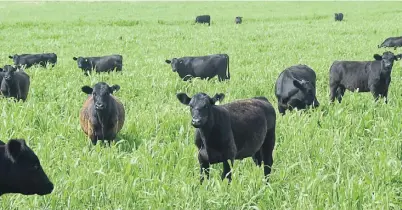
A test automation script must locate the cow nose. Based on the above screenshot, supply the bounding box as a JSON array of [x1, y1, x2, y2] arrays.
[[191, 119, 201, 126], [95, 103, 105, 110]]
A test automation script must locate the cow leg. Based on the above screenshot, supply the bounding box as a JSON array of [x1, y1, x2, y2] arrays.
[[330, 84, 338, 103], [313, 97, 320, 108], [91, 135, 98, 145], [198, 154, 210, 184], [252, 150, 262, 166], [261, 128, 275, 183], [278, 104, 286, 115], [221, 159, 233, 182], [336, 86, 345, 103], [370, 85, 380, 102]]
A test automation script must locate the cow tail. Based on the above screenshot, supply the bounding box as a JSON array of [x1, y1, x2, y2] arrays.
[[226, 54, 230, 79]]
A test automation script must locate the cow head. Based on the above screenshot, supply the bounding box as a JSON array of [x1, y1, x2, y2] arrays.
[[81, 82, 120, 113], [8, 54, 19, 65], [177, 92, 225, 128], [292, 79, 316, 106], [73, 57, 92, 71], [165, 58, 184, 72], [2, 65, 18, 84], [373, 51, 402, 70], [0, 139, 54, 196]]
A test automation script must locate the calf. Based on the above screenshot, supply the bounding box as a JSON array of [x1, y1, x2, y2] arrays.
[[235, 16, 242, 24], [73, 54, 123, 76], [275, 64, 320, 115], [334, 13, 344, 21], [8, 53, 57, 69], [0, 65, 30, 102], [165, 54, 230, 81], [195, 15, 211, 26], [329, 51, 402, 103], [378, 36, 402, 50], [79, 82, 125, 145], [0, 139, 54, 196], [177, 92, 276, 183]]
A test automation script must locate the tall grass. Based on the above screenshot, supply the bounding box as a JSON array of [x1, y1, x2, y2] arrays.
[[0, 1, 401, 209]]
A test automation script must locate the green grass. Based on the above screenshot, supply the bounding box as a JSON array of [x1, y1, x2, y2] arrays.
[[0, 1, 401, 209]]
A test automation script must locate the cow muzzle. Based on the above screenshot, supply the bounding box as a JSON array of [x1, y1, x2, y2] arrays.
[[95, 103, 105, 110]]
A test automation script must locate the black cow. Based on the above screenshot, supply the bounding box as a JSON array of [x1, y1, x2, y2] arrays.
[[195, 15, 211, 26], [0, 139, 54, 196], [235, 16, 242, 24], [8, 53, 57, 69], [72, 54, 123, 76], [177, 92, 276, 183], [329, 51, 402, 104], [275, 64, 320, 115], [378, 36, 402, 50], [334, 13, 344, 21], [165, 54, 230, 81], [0, 65, 30, 102]]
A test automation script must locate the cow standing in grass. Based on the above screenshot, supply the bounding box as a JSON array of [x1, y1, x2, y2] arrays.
[[195, 15, 211, 26], [9, 53, 57, 69], [378, 36, 402, 50], [0, 65, 30, 102], [79, 82, 125, 145], [235, 17, 242, 24], [329, 51, 402, 103], [73, 55, 123, 76], [165, 54, 230, 81], [275, 64, 320, 115], [177, 92, 276, 183], [0, 139, 54, 196]]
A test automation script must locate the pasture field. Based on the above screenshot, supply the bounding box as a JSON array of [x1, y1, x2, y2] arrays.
[[0, 1, 402, 209]]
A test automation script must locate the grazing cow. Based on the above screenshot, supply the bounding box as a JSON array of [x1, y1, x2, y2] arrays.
[[0, 65, 30, 102], [195, 15, 211, 26], [334, 13, 344, 21], [165, 54, 230, 81], [378, 36, 402, 50], [0, 139, 54, 196], [8, 53, 57, 69], [176, 92, 276, 183], [329, 51, 402, 103], [79, 82, 125, 145], [73, 54, 123, 76], [235, 16, 242, 24], [275, 64, 320, 115]]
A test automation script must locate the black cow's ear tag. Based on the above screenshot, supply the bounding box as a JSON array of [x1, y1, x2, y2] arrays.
[[215, 101, 221, 105]]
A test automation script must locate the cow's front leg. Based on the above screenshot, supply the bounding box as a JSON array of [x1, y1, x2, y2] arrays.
[[221, 159, 234, 183]]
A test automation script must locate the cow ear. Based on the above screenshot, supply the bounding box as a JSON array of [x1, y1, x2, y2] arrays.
[[293, 80, 305, 90], [211, 93, 225, 104], [81, 86, 93, 94], [165, 60, 171, 64], [176, 93, 191, 105], [6, 139, 26, 163], [73, 57, 78, 61], [395, 54, 402, 60], [109, 85, 120, 93], [373, 54, 382, 60]]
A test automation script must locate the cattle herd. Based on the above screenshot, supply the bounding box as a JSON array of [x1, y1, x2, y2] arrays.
[[1, 12, 402, 198]]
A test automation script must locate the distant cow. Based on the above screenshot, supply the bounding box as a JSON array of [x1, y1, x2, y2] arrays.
[[334, 13, 344, 21], [0, 139, 54, 196], [176, 92, 276, 183], [79, 82, 125, 145], [8, 53, 57, 69], [235, 16, 242, 24], [378, 36, 402, 50], [0, 65, 30, 102], [195, 15, 210, 26], [73, 54, 123, 76], [329, 51, 402, 104], [165, 54, 230, 81], [275, 64, 320, 115]]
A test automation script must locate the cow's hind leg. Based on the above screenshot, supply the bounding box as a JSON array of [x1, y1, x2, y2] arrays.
[[336, 86, 346, 103], [261, 128, 275, 183], [330, 84, 338, 103], [221, 159, 234, 183], [252, 150, 262, 166]]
